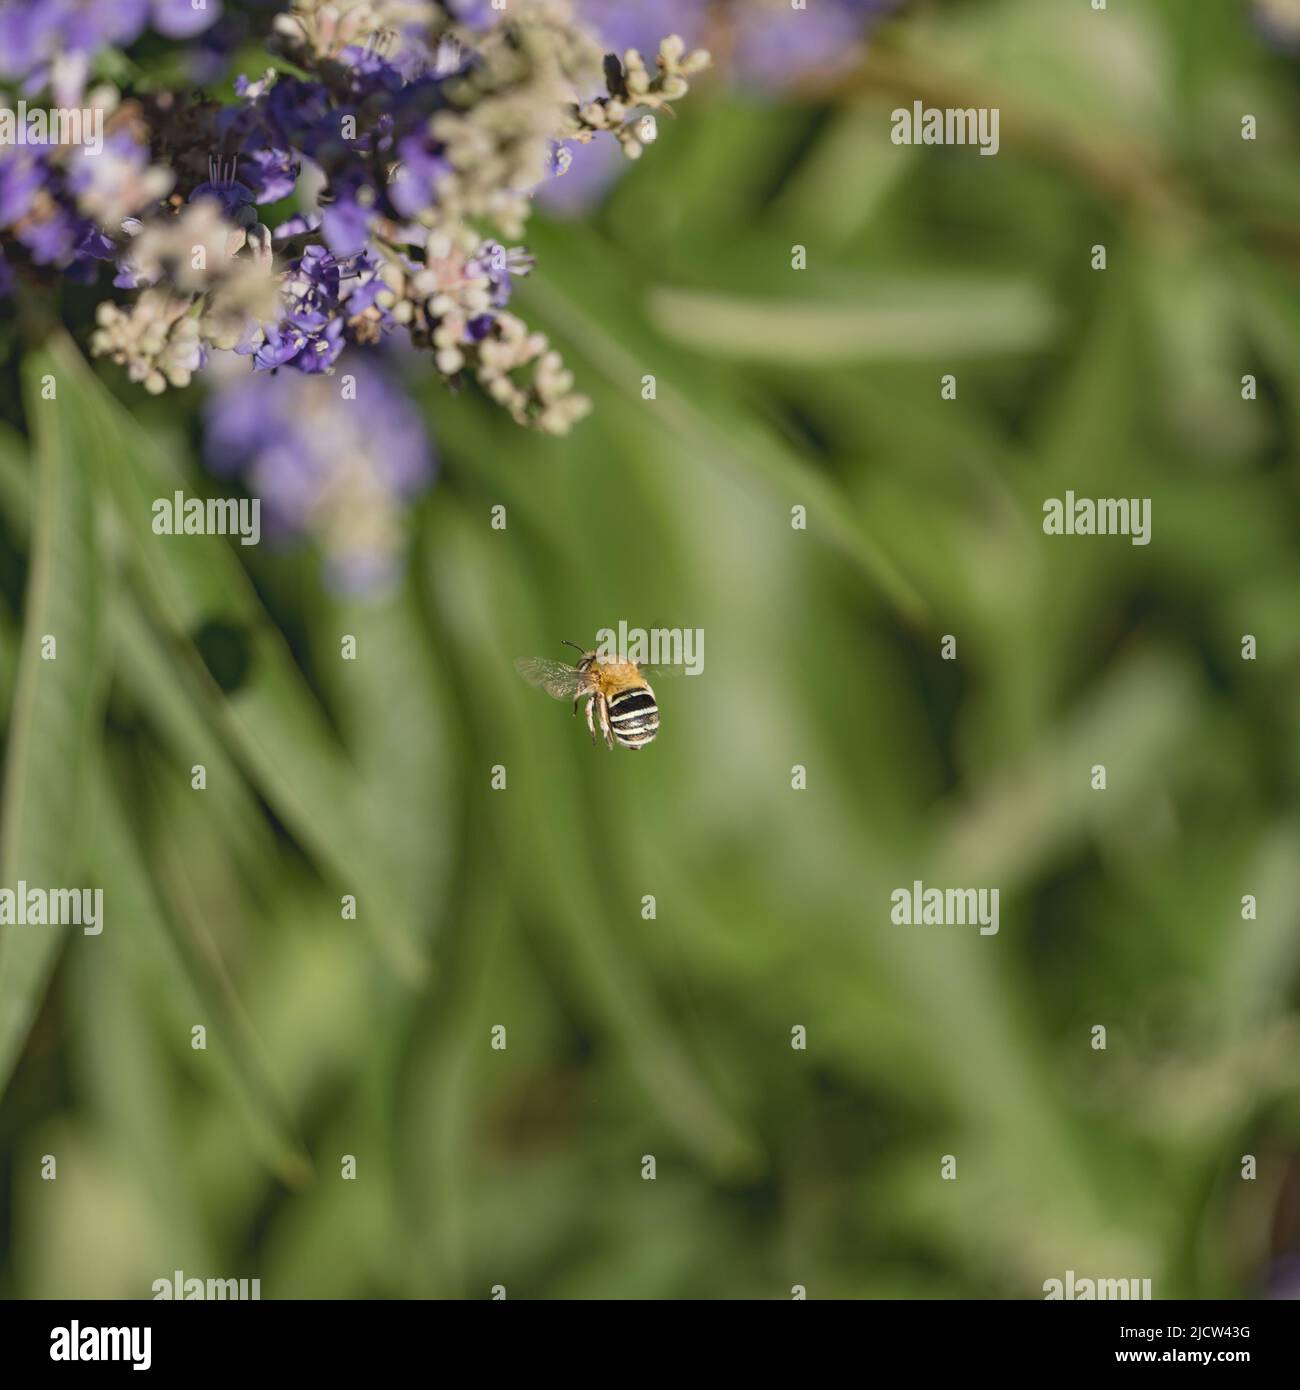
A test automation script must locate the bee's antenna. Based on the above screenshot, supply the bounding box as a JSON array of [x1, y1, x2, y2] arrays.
[[561, 639, 586, 654]]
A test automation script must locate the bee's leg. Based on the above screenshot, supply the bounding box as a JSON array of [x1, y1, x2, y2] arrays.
[[583, 693, 598, 744], [598, 694, 614, 750]]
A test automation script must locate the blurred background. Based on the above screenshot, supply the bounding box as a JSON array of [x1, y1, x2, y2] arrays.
[[3, 0, 1300, 1299]]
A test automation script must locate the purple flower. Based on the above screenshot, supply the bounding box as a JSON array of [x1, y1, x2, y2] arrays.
[[577, 0, 706, 61], [17, 204, 84, 264], [1, 121, 175, 295], [189, 159, 256, 221], [244, 146, 299, 205], [245, 323, 303, 371], [202, 352, 435, 594], [272, 212, 322, 243], [468, 241, 533, 309], [535, 138, 625, 217], [185, 10, 245, 83], [150, 0, 222, 41], [294, 316, 346, 374], [537, 0, 891, 216], [341, 252, 391, 321], [0, 0, 220, 90], [1267, 1254, 1300, 1299], [1, 0, 618, 432], [0, 149, 45, 226], [247, 245, 357, 374], [216, 87, 308, 201], [284, 245, 339, 324], [319, 184, 372, 259], [1252, 0, 1300, 53], [338, 43, 408, 94], [732, 0, 886, 91], [218, 73, 329, 178], [76, 224, 118, 261], [390, 136, 452, 220], [445, 0, 498, 30]]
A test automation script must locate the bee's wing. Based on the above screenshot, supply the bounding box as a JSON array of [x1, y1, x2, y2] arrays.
[[639, 663, 687, 682], [515, 657, 586, 701]]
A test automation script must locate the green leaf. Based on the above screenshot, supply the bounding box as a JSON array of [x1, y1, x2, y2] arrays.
[[516, 221, 932, 626], [321, 587, 454, 931], [0, 350, 107, 1097], [0, 421, 30, 533], [647, 277, 1060, 364], [110, 598, 274, 877], [87, 761, 313, 1186], [45, 333, 427, 984]]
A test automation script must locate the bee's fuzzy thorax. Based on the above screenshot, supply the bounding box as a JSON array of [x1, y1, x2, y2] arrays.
[[590, 657, 646, 698]]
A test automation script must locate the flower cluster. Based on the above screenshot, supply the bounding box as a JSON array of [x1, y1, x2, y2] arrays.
[[0, 0, 712, 433], [542, 0, 893, 213], [0, 1, 223, 101], [579, 0, 891, 91], [0, 96, 172, 299]]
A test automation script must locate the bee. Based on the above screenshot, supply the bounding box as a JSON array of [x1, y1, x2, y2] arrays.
[[515, 640, 660, 750]]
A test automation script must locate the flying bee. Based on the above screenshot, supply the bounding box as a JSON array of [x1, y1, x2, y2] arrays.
[[515, 640, 662, 750]]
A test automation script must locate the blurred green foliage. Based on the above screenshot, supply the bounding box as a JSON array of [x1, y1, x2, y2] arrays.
[[2, 0, 1300, 1299]]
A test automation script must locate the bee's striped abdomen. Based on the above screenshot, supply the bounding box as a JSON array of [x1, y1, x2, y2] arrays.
[[607, 686, 659, 749]]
